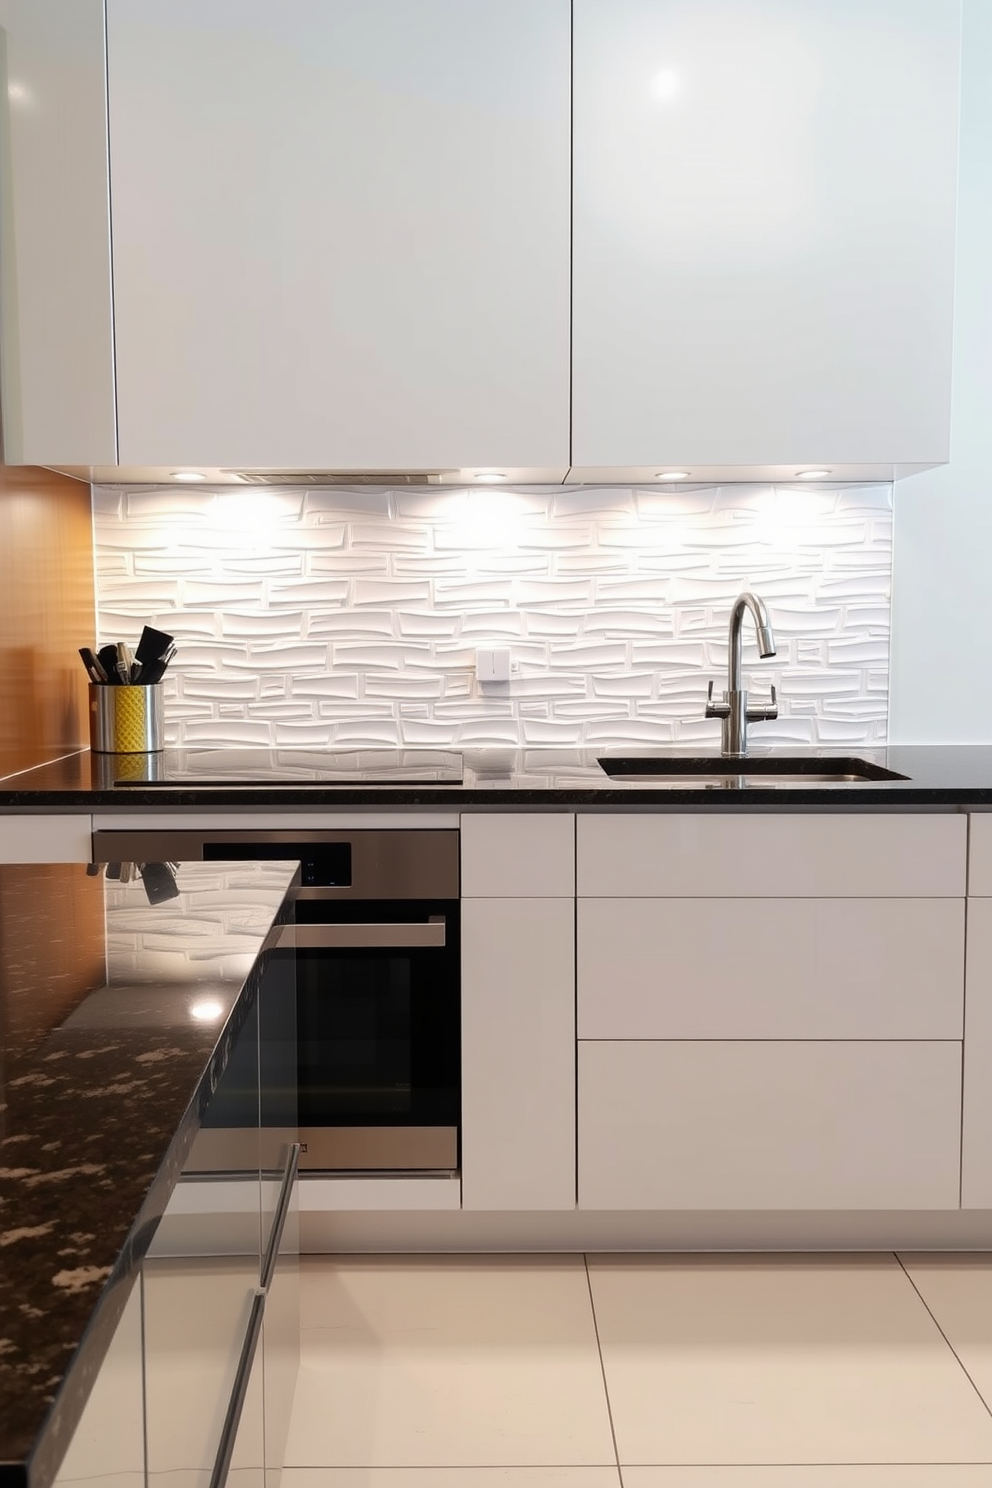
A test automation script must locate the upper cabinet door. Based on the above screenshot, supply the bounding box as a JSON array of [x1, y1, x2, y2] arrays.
[[0, 0, 116, 465], [572, 0, 961, 471], [105, 0, 570, 470]]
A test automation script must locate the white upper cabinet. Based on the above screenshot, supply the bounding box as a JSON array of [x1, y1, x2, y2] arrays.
[[104, 0, 570, 471], [0, 0, 116, 465], [571, 0, 961, 473], [0, 1, 964, 475]]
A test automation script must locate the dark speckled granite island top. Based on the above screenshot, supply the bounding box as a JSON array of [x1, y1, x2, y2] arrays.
[[3, 745, 992, 808], [0, 859, 298, 1488]]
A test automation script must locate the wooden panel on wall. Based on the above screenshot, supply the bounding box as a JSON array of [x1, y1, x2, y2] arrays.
[[0, 463, 94, 777]]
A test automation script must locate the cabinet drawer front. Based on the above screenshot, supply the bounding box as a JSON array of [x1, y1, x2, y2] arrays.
[[578, 898, 964, 1040], [0, 813, 93, 863], [578, 1042, 962, 1211], [461, 813, 575, 897], [577, 814, 966, 898], [969, 814, 992, 896]]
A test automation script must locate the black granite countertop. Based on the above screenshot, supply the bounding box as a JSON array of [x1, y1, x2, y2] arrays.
[[0, 860, 298, 1488], [3, 745, 992, 809]]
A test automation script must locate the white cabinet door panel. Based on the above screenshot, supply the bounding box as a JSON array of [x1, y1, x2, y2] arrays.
[[572, 0, 959, 468], [968, 813, 992, 897], [578, 897, 965, 1040], [962, 896, 992, 1207], [577, 813, 967, 898], [0, 0, 116, 464], [579, 1040, 962, 1210], [461, 813, 575, 898], [106, 0, 570, 470], [462, 898, 575, 1210]]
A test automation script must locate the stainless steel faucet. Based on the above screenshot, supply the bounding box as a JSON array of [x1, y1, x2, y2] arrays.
[[704, 591, 778, 756]]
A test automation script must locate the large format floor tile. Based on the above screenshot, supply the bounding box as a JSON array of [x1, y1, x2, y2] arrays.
[[900, 1254, 992, 1411], [587, 1254, 992, 1465], [284, 1256, 616, 1468]]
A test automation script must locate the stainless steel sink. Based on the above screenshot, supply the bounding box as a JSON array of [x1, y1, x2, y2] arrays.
[[596, 755, 909, 787]]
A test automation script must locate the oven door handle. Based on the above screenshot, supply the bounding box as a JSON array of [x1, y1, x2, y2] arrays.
[[266, 921, 446, 950]]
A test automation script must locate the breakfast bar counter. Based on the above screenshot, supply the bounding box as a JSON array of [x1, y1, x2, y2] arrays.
[[0, 859, 297, 1488]]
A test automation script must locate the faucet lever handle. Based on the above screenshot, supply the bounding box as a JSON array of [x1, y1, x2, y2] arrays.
[[746, 682, 778, 723], [704, 678, 730, 719]]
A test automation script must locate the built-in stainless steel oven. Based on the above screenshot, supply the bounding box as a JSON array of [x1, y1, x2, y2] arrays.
[[92, 828, 460, 1173]]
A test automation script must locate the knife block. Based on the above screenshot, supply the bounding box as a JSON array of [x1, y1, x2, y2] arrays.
[[89, 684, 165, 753]]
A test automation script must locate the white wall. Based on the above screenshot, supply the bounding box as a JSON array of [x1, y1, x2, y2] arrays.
[[93, 481, 891, 751], [889, 0, 992, 743]]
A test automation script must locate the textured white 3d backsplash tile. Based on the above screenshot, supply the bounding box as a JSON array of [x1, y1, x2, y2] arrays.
[[93, 484, 892, 748]]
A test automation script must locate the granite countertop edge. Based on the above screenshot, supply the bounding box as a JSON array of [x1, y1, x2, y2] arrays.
[[1, 866, 298, 1488], [4, 744, 992, 809]]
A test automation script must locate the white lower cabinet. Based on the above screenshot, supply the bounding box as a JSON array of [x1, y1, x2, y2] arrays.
[[578, 1040, 963, 1211], [461, 897, 575, 1210], [575, 811, 969, 1215], [578, 898, 965, 1040]]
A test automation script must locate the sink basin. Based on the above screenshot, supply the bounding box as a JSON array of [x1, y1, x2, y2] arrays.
[[596, 755, 909, 787]]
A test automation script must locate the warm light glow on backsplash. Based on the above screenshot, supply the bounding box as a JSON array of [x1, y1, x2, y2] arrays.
[[92, 482, 892, 752]]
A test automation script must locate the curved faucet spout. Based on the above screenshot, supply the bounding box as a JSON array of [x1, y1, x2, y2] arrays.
[[728, 591, 776, 693], [704, 590, 779, 756]]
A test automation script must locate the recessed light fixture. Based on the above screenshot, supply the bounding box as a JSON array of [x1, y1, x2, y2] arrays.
[[189, 998, 225, 1023], [474, 472, 508, 483], [655, 471, 690, 480], [795, 469, 831, 480], [171, 471, 207, 482]]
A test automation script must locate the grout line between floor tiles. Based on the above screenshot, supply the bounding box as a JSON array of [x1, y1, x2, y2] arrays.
[[616, 1460, 992, 1468], [895, 1250, 992, 1424], [283, 1463, 626, 1472], [584, 1251, 625, 1484]]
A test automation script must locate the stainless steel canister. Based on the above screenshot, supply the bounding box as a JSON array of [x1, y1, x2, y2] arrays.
[[88, 684, 165, 753]]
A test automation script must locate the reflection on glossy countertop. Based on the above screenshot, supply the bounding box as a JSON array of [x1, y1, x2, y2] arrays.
[[0, 859, 297, 1486], [4, 744, 992, 806]]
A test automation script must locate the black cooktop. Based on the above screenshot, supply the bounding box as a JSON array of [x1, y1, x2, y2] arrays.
[[113, 747, 465, 787]]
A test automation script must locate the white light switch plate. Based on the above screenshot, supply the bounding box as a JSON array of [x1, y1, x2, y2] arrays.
[[476, 647, 511, 684]]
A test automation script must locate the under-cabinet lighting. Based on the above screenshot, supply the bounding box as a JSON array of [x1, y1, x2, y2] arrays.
[[795, 469, 831, 480], [474, 472, 508, 483], [171, 471, 207, 482], [655, 471, 690, 480]]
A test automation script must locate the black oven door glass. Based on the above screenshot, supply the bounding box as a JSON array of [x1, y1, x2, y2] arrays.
[[294, 900, 459, 1130], [300, 954, 412, 1117]]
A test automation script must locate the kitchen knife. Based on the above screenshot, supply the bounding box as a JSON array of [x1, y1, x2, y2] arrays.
[[79, 647, 108, 683], [116, 642, 133, 685]]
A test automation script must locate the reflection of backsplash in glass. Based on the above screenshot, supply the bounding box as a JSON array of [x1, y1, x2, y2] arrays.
[[104, 861, 298, 984], [93, 483, 892, 750]]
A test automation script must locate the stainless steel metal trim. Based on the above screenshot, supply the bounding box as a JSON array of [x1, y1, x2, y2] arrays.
[[270, 922, 445, 950], [91, 827, 460, 898], [206, 1142, 301, 1488], [208, 1290, 264, 1488], [260, 1143, 301, 1292], [299, 1125, 458, 1172]]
